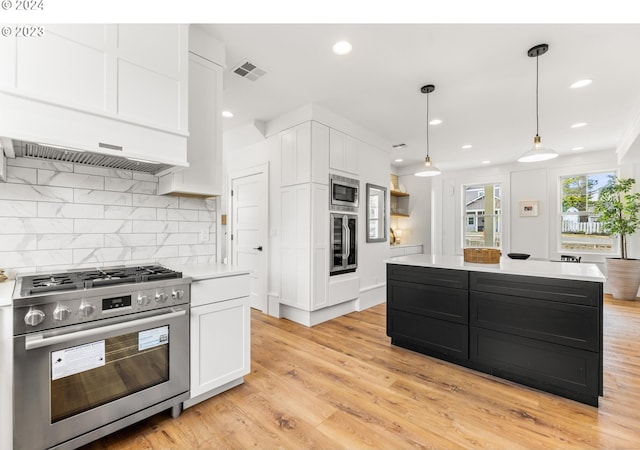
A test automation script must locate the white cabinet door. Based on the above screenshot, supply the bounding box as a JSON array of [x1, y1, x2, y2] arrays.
[[329, 128, 358, 175], [159, 52, 222, 196], [280, 122, 311, 187], [190, 296, 251, 398]]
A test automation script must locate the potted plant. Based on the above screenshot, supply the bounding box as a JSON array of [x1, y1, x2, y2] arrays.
[[593, 176, 640, 300]]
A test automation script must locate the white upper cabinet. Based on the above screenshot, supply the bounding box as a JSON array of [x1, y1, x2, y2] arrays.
[[280, 121, 329, 187], [329, 128, 358, 175], [0, 24, 189, 168]]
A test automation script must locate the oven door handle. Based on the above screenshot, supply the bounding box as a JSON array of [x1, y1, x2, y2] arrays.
[[24, 309, 187, 351]]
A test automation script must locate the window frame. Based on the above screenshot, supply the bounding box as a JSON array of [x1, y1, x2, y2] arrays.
[[557, 169, 619, 257], [462, 182, 502, 250]]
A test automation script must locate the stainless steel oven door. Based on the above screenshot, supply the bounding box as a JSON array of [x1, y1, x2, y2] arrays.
[[13, 306, 189, 450], [330, 213, 357, 275]]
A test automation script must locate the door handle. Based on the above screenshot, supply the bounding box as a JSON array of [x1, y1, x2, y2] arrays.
[[253, 246, 263, 251]]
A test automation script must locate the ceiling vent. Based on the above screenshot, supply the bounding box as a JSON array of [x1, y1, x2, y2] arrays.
[[231, 60, 267, 81]]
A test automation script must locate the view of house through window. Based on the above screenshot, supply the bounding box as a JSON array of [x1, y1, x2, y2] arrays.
[[464, 183, 501, 248], [560, 171, 617, 253]]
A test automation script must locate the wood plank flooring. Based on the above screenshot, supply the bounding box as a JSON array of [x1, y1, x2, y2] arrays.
[[84, 295, 640, 449]]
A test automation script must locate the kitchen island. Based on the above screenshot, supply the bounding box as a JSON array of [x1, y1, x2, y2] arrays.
[[386, 254, 606, 406]]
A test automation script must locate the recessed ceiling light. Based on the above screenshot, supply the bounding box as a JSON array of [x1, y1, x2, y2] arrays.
[[481, 160, 491, 165], [572, 146, 585, 151], [571, 122, 587, 128], [570, 79, 592, 89], [394, 159, 404, 162], [461, 144, 472, 149], [332, 41, 352, 55], [429, 119, 443, 125], [222, 111, 234, 118]]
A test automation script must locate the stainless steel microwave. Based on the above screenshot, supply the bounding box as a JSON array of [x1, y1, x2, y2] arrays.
[[330, 174, 359, 212]]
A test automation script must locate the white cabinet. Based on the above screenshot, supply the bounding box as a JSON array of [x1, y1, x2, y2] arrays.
[[0, 24, 189, 168], [280, 121, 329, 187], [329, 128, 358, 175], [159, 52, 223, 196], [390, 244, 423, 257], [184, 273, 250, 408]]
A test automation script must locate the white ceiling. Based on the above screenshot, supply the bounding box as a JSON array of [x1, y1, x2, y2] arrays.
[[200, 24, 640, 173]]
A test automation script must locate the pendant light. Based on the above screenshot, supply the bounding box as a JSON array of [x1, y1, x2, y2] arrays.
[[518, 43, 559, 163], [415, 84, 442, 177]]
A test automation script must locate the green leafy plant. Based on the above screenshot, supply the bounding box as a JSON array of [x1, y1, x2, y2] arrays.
[[593, 177, 640, 259]]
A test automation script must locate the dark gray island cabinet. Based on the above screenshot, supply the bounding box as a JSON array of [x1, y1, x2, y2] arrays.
[[386, 255, 605, 406]]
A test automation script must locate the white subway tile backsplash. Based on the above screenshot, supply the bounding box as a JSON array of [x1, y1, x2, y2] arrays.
[[132, 220, 179, 233], [73, 247, 132, 265], [6, 166, 37, 184], [164, 209, 199, 221], [105, 178, 157, 194], [0, 200, 37, 217], [37, 202, 104, 219], [104, 206, 156, 220], [74, 219, 132, 234], [2, 250, 73, 268], [8, 157, 73, 172], [132, 245, 179, 260], [132, 193, 179, 209], [156, 233, 199, 246], [105, 233, 156, 247], [0, 234, 37, 251], [38, 170, 104, 190], [198, 210, 216, 222], [37, 234, 104, 250], [1, 217, 74, 234], [74, 165, 133, 179], [2, 160, 217, 273], [0, 183, 74, 203], [75, 189, 132, 206]]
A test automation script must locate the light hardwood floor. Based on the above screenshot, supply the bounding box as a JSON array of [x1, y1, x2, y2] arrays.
[[84, 295, 640, 449]]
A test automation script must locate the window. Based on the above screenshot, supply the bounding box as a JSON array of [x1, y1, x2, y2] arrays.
[[464, 183, 501, 248], [560, 171, 616, 253]]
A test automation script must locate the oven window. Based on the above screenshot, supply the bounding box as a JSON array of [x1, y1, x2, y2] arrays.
[[50, 326, 170, 423]]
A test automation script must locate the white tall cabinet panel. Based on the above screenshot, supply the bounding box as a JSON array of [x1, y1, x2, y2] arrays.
[[329, 128, 359, 175], [280, 123, 311, 187]]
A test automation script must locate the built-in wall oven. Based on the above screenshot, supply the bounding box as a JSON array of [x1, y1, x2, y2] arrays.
[[330, 174, 359, 212], [12, 265, 191, 450], [330, 213, 357, 275]]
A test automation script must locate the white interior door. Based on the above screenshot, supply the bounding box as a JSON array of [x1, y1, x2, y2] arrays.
[[231, 167, 268, 311]]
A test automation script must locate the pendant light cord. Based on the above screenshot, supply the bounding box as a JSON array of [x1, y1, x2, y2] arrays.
[[426, 92, 430, 157], [535, 54, 539, 137]]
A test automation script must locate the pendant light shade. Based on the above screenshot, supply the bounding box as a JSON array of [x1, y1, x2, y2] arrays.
[[415, 84, 442, 177], [518, 43, 558, 163]]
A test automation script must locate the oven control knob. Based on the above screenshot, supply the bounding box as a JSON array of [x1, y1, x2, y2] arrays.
[[79, 302, 96, 317], [137, 294, 150, 306], [53, 304, 72, 322], [155, 292, 168, 303], [172, 289, 184, 300], [24, 308, 45, 327]]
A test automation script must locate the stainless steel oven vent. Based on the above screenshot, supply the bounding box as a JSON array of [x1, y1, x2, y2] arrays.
[[12, 140, 172, 175]]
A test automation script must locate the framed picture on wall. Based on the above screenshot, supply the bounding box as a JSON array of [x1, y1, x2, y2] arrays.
[[519, 200, 539, 217]]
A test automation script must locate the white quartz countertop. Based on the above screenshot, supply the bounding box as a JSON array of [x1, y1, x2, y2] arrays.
[[167, 263, 250, 281], [387, 254, 606, 283], [0, 281, 15, 307]]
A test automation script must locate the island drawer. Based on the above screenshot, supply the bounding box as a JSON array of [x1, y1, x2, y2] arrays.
[[469, 272, 601, 307], [388, 310, 469, 359], [470, 292, 598, 351], [387, 264, 468, 290], [470, 326, 599, 401], [388, 279, 468, 324]]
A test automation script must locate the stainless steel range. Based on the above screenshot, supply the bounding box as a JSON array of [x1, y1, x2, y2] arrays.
[[12, 265, 191, 450]]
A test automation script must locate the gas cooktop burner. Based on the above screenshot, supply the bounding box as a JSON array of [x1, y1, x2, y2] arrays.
[[18, 265, 182, 296]]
